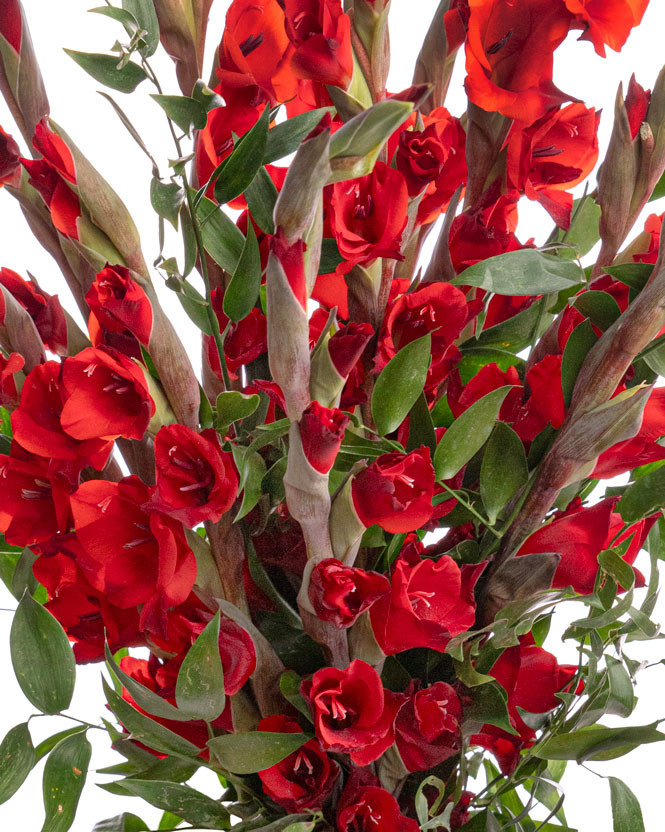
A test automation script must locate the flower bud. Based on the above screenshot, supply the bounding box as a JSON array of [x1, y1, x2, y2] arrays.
[[412, 0, 460, 114], [85, 264, 153, 346], [308, 558, 389, 628], [310, 321, 374, 407], [299, 401, 349, 474], [0, 351, 24, 408], [0, 281, 45, 371], [329, 473, 367, 565], [152, 0, 211, 96]]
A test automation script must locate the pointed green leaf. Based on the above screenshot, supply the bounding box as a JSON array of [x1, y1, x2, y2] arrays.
[[561, 319, 597, 406], [264, 107, 334, 163], [463, 682, 517, 735], [118, 780, 230, 829], [64, 50, 147, 93], [151, 95, 207, 134], [244, 166, 278, 234], [89, 8, 140, 28], [214, 106, 270, 205], [572, 291, 621, 331], [175, 611, 225, 721], [371, 334, 431, 435], [534, 723, 665, 762], [480, 422, 528, 524], [609, 777, 644, 832], [10, 592, 75, 714], [224, 223, 262, 322], [406, 392, 437, 454], [618, 463, 665, 522], [196, 195, 245, 273], [453, 250, 584, 296], [215, 391, 260, 431], [0, 723, 35, 805], [34, 728, 87, 763], [150, 179, 184, 229], [122, 0, 160, 56], [41, 732, 91, 832], [92, 813, 149, 832], [207, 731, 310, 775], [434, 386, 515, 481], [233, 449, 268, 521]]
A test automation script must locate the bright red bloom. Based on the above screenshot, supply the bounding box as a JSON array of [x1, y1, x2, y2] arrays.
[[464, 0, 574, 122], [152, 424, 239, 527], [328, 322, 374, 377], [396, 123, 449, 197], [395, 681, 462, 772], [299, 402, 349, 474], [337, 785, 420, 832], [0, 267, 68, 354], [0, 126, 21, 187], [0, 352, 23, 408], [257, 714, 339, 813], [301, 659, 405, 766], [85, 264, 153, 346], [624, 74, 651, 139], [60, 347, 155, 441], [513, 354, 565, 441], [506, 103, 600, 228], [271, 229, 307, 309], [632, 211, 662, 264], [351, 448, 435, 534], [284, 0, 353, 88], [448, 363, 522, 421], [308, 558, 390, 628], [11, 362, 112, 470], [331, 162, 409, 273], [566, 0, 649, 56], [70, 477, 197, 635], [370, 552, 483, 654], [206, 288, 268, 379]]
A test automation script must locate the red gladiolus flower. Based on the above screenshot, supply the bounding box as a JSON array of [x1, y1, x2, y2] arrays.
[[0, 267, 68, 354], [464, 0, 574, 122], [506, 103, 600, 228], [284, 0, 353, 88], [257, 714, 340, 813], [331, 162, 409, 273], [624, 74, 651, 139], [60, 347, 155, 441], [565, 0, 649, 56], [0, 1, 22, 53], [513, 354, 566, 441], [11, 362, 112, 470], [395, 681, 463, 772], [71, 477, 197, 636], [308, 558, 390, 628], [370, 553, 483, 654], [301, 659, 405, 765], [0, 125, 21, 187], [152, 424, 239, 527], [447, 363, 521, 421], [85, 264, 153, 346], [337, 785, 420, 832], [206, 288, 268, 379], [351, 448, 435, 534], [328, 322, 374, 377], [0, 351, 23, 408], [397, 123, 450, 197], [271, 229, 308, 309], [299, 402, 349, 474]]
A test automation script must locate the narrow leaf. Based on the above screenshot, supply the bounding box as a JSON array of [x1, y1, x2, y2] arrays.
[[150, 178, 184, 229], [92, 813, 149, 832], [207, 731, 310, 775], [480, 422, 528, 524], [454, 250, 584, 296], [244, 167, 278, 234], [151, 95, 207, 134], [371, 334, 431, 435], [118, 780, 230, 829], [609, 777, 645, 832], [122, 0, 160, 56], [63, 50, 147, 93], [264, 108, 334, 163], [214, 106, 270, 205], [0, 723, 35, 805], [175, 611, 225, 721], [41, 732, 91, 832], [224, 223, 262, 322], [196, 195, 245, 273]]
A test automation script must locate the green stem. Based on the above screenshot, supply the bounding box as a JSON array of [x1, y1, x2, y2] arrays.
[[438, 481, 501, 538]]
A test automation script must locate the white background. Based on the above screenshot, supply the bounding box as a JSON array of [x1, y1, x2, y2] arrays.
[[1, 1, 665, 830]]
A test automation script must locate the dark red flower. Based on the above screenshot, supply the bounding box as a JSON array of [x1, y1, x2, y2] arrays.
[[206, 288, 268, 379], [284, 0, 353, 88], [271, 229, 307, 309], [308, 558, 390, 628], [299, 402, 349, 474], [370, 552, 483, 654], [566, 0, 649, 56], [0, 351, 23, 408], [331, 162, 409, 273], [60, 347, 155, 441], [0, 125, 21, 187], [447, 363, 522, 421], [258, 714, 339, 813], [328, 322, 374, 377], [351, 448, 435, 534], [0, 1, 22, 53], [624, 74, 651, 139], [395, 681, 462, 772], [0, 267, 68, 354], [151, 424, 239, 527], [301, 659, 405, 765], [85, 264, 153, 346], [337, 785, 420, 832]]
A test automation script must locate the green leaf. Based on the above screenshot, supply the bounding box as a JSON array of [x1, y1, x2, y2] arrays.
[[175, 611, 225, 721], [434, 386, 515, 481], [464, 682, 517, 735], [214, 106, 270, 204], [480, 422, 528, 524], [649, 170, 665, 202], [605, 656, 635, 718], [233, 449, 267, 521], [371, 334, 431, 435], [196, 196, 245, 273], [609, 777, 645, 832], [215, 391, 260, 431], [89, 7, 140, 28], [550, 196, 601, 259], [0, 723, 35, 805], [10, 592, 75, 714], [572, 291, 621, 331], [122, 0, 160, 57], [561, 319, 597, 406], [224, 223, 262, 322], [207, 731, 310, 775], [63, 50, 147, 93], [603, 263, 652, 292], [598, 549, 635, 592], [103, 679, 201, 757], [454, 250, 584, 296], [534, 723, 665, 762], [264, 108, 333, 163], [34, 728, 87, 763], [618, 464, 665, 522], [118, 780, 230, 829], [471, 300, 553, 352], [11, 546, 44, 601], [151, 95, 207, 134], [42, 732, 91, 832], [279, 671, 311, 718], [244, 167, 278, 234], [406, 392, 437, 454], [92, 813, 149, 832], [318, 238, 344, 274], [150, 178, 184, 229]]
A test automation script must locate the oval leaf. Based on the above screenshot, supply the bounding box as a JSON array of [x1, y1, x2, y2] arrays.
[[175, 611, 225, 721], [480, 422, 528, 524], [0, 723, 35, 805], [215, 391, 260, 431], [224, 223, 262, 322], [10, 592, 76, 714], [453, 249, 584, 296], [264, 107, 334, 164], [119, 780, 230, 829], [63, 50, 147, 93], [214, 106, 270, 205], [121, 0, 160, 57], [207, 731, 310, 775], [151, 95, 207, 134], [534, 723, 665, 762], [150, 179, 184, 229], [244, 166, 278, 234], [434, 386, 515, 481], [42, 732, 91, 832], [609, 777, 645, 832], [371, 334, 431, 436], [92, 814, 149, 832], [196, 195, 245, 273]]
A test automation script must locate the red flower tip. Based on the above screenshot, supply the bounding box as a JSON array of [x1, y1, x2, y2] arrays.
[[299, 401, 349, 474]]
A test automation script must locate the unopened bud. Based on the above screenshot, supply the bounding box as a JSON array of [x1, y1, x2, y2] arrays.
[[329, 473, 367, 565]]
